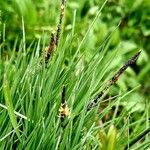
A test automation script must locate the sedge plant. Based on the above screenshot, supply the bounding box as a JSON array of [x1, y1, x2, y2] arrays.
[[0, 0, 149, 150]]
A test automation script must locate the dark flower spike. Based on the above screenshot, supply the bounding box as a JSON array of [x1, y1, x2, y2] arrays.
[[87, 50, 141, 111], [45, 0, 66, 63], [59, 85, 70, 121], [45, 32, 55, 64], [55, 0, 66, 47], [61, 85, 66, 104]]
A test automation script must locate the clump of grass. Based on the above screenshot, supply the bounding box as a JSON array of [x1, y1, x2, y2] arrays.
[[0, 0, 149, 149]]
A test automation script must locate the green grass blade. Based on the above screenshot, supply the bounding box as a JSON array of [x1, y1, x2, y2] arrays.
[[3, 75, 21, 142]]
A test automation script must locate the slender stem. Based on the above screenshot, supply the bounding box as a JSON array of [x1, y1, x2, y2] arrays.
[[45, 0, 66, 63], [55, 0, 66, 47]]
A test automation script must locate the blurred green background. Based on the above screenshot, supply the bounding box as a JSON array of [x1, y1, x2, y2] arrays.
[[0, 0, 150, 104]]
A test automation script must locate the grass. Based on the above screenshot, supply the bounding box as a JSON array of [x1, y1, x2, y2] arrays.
[[0, 0, 150, 150]]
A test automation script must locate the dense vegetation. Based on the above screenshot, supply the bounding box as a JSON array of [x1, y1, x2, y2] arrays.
[[0, 0, 150, 149]]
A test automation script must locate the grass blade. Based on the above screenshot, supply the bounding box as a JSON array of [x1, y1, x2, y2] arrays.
[[3, 75, 21, 142]]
